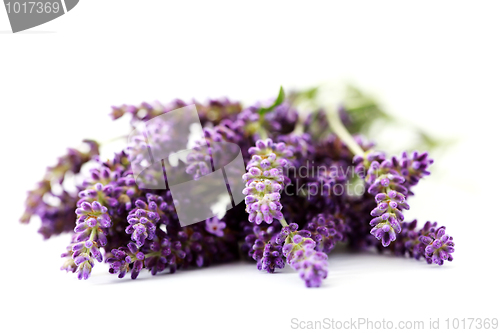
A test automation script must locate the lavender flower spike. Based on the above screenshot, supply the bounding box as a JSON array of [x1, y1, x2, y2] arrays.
[[354, 154, 413, 247], [419, 225, 455, 265], [278, 223, 328, 287], [242, 139, 293, 224], [243, 222, 285, 273], [70, 201, 112, 280], [126, 200, 160, 248], [386, 220, 454, 266]]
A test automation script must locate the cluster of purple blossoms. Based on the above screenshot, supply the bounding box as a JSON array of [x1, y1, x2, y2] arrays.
[[278, 223, 328, 287], [126, 200, 160, 247], [240, 139, 332, 287], [353, 150, 434, 247], [241, 221, 285, 273], [242, 139, 293, 224], [305, 214, 349, 253], [21, 88, 455, 288], [20, 140, 100, 238], [420, 225, 455, 265], [379, 220, 454, 265], [68, 201, 112, 280], [205, 217, 226, 237]]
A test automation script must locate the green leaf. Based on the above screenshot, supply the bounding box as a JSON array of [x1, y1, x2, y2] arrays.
[[299, 86, 319, 100], [258, 86, 285, 115]]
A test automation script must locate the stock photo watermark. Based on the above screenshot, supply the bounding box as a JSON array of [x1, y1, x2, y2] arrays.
[[283, 162, 366, 198], [3, 0, 79, 32], [128, 104, 246, 228], [290, 317, 499, 330]]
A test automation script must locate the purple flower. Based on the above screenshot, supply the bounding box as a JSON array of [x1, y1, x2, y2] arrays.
[[242, 139, 293, 224], [107, 229, 185, 279], [176, 223, 238, 269], [185, 148, 213, 180], [126, 200, 160, 247], [69, 200, 112, 280], [143, 232, 177, 275], [375, 220, 454, 266], [279, 223, 329, 287], [20, 140, 99, 238], [368, 163, 408, 246], [290, 246, 329, 288], [397, 151, 434, 195], [241, 221, 285, 273], [419, 225, 455, 265], [261, 241, 286, 273], [106, 242, 146, 279], [305, 214, 349, 253], [354, 151, 432, 247], [205, 217, 226, 237]]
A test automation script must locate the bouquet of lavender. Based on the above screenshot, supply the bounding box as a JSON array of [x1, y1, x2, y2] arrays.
[[20, 87, 454, 287]]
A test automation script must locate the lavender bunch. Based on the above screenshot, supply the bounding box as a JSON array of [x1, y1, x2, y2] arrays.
[[21, 87, 455, 288]]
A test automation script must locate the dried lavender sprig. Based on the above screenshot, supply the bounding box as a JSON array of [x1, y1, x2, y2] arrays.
[[241, 137, 329, 286], [397, 151, 434, 195], [419, 223, 455, 265], [241, 221, 285, 273], [21, 140, 100, 238], [352, 151, 433, 247], [325, 106, 435, 247], [380, 220, 454, 265], [363, 158, 409, 247], [277, 223, 328, 288], [326, 107, 405, 247], [242, 138, 293, 224], [241, 137, 290, 271], [126, 200, 160, 248], [70, 201, 112, 280]]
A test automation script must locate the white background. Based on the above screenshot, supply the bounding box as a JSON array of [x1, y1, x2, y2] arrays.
[[1, 1, 499, 332]]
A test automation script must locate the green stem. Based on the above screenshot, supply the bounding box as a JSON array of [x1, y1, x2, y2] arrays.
[[326, 107, 364, 156], [258, 126, 268, 140], [89, 227, 97, 242], [279, 217, 288, 227]]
